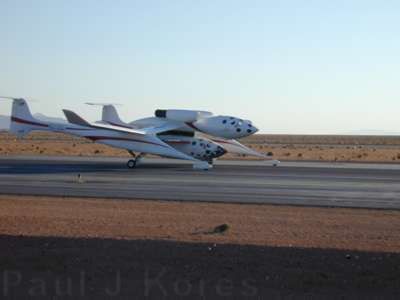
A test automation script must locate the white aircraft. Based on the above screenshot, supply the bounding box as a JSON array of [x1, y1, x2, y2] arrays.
[[4, 97, 278, 169]]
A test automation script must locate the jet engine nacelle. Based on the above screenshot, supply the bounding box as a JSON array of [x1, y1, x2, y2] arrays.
[[191, 115, 258, 139], [155, 109, 212, 123]]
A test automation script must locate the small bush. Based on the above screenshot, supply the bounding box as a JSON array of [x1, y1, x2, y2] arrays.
[[212, 224, 230, 234]]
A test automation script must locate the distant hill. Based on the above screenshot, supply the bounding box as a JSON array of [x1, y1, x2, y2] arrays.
[[343, 130, 400, 136], [0, 114, 67, 130]]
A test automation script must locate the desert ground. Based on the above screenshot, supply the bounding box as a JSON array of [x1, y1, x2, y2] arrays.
[[1, 195, 399, 252], [1, 133, 400, 298], [1, 131, 400, 162], [0, 195, 400, 298]]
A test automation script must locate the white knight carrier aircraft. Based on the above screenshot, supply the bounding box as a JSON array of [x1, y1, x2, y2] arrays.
[[3, 97, 278, 170]]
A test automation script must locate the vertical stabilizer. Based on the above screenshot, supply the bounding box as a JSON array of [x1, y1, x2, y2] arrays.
[[86, 102, 130, 128], [102, 105, 128, 127], [9, 99, 49, 137]]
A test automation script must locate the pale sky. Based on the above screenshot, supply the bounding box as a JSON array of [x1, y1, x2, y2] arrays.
[[1, 0, 399, 134]]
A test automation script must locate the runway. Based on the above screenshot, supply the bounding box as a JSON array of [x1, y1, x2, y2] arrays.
[[0, 155, 399, 209]]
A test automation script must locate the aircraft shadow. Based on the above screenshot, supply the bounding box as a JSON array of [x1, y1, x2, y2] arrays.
[[1, 234, 399, 299]]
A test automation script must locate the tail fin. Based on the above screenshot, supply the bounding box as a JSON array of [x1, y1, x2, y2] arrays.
[[102, 105, 128, 127], [86, 102, 130, 128], [62, 109, 92, 127], [9, 99, 50, 137]]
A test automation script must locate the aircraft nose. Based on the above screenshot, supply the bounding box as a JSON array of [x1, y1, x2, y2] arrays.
[[213, 146, 227, 158], [244, 123, 258, 135]]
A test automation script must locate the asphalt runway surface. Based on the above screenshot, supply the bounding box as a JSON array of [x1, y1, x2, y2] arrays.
[[0, 155, 400, 209]]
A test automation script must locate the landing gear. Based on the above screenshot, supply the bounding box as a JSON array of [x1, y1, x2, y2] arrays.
[[126, 151, 145, 169], [193, 161, 213, 170], [127, 159, 136, 169], [272, 160, 280, 167]]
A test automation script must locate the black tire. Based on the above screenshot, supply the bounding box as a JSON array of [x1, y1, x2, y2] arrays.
[[127, 159, 136, 169]]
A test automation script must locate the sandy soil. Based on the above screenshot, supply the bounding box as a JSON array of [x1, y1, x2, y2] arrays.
[[2, 131, 400, 162], [1, 195, 399, 253], [1, 195, 400, 298]]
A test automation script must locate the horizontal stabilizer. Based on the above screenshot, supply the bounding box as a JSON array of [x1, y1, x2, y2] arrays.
[[85, 102, 122, 106]]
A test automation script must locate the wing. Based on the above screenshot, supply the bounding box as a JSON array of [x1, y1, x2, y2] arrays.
[[63, 109, 146, 135], [211, 138, 268, 158], [65, 109, 183, 135], [140, 121, 183, 135]]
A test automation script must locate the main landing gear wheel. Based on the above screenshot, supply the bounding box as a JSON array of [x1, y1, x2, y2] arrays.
[[127, 159, 136, 169], [272, 160, 280, 167]]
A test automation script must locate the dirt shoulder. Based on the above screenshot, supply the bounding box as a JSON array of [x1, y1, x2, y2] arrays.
[[2, 132, 400, 162], [1, 195, 399, 253]]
